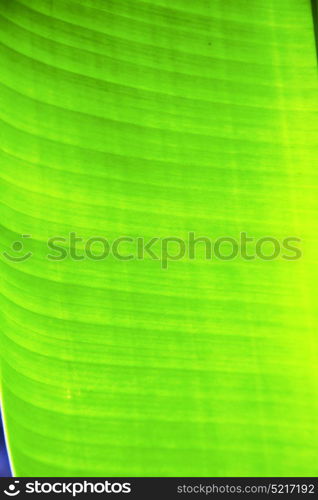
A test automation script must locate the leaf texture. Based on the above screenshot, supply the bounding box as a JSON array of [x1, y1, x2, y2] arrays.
[[0, 0, 318, 477]]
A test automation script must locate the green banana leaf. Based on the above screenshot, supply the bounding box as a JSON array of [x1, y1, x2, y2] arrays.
[[1, 0, 317, 477]]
